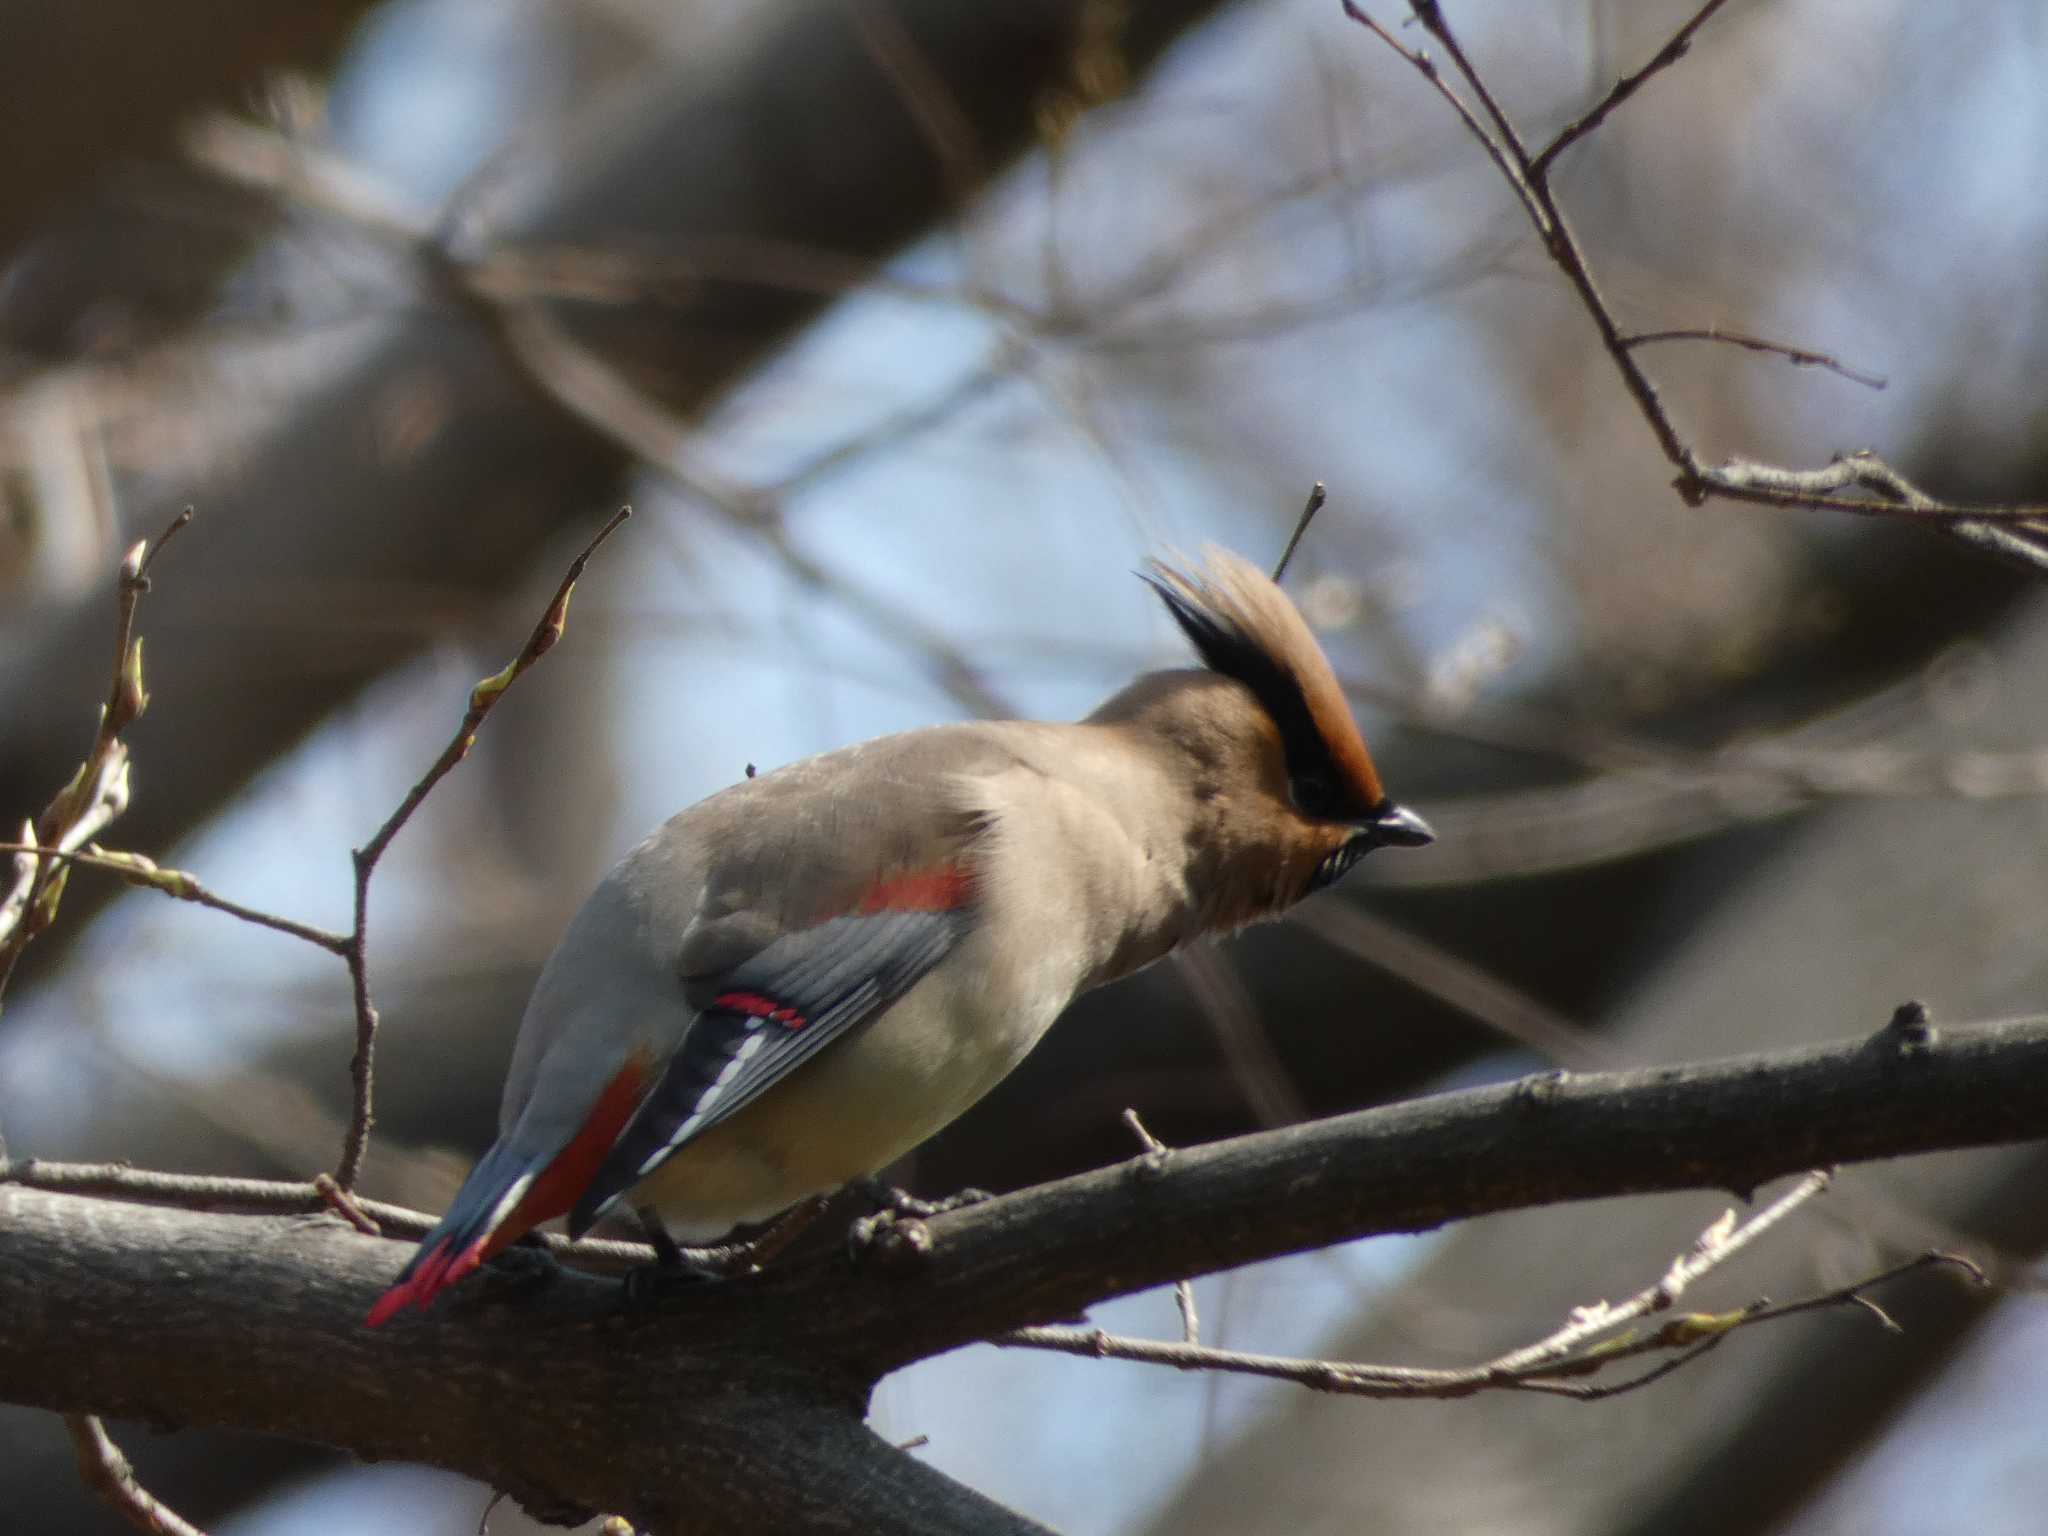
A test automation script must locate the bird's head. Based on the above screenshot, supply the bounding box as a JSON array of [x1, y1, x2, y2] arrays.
[[1127, 547, 1432, 905]]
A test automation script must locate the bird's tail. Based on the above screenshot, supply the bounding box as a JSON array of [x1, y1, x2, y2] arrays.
[[365, 1055, 652, 1327], [365, 1142, 544, 1327]]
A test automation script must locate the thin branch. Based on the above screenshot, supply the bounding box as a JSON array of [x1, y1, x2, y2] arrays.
[[1529, 0, 1734, 179], [1339, 1, 2048, 562], [1405, 0, 1532, 166], [993, 1175, 1990, 1404], [333, 506, 631, 1190], [1337, 4, 1551, 237], [188, 116, 1021, 723], [998, 1243, 1978, 1403], [1121, 1110, 1200, 1344], [0, 844, 349, 954], [1536, 1249, 1986, 1401], [65, 1414, 210, 1536], [0, 758, 127, 963], [1360, 704, 2048, 889], [1704, 451, 2048, 523], [0, 508, 191, 1003], [1622, 326, 1887, 390], [1484, 1169, 1833, 1378], [0, 1157, 654, 1270], [313, 1173, 384, 1237]]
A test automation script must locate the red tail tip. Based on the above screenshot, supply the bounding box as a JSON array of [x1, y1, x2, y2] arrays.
[[364, 1237, 466, 1328]]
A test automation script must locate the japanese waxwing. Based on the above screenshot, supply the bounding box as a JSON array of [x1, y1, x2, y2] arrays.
[[366, 548, 1432, 1325]]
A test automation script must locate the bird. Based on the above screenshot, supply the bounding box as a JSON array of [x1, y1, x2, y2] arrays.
[[365, 548, 1432, 1325]]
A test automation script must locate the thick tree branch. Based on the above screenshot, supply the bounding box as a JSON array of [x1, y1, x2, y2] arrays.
[[845, 1009, 2044, 1367], [0, 1189, 1047, 1536], [4, 1012, 2042, 1531]]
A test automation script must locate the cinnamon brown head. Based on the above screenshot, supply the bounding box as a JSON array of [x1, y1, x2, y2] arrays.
[[1144, 548, 1432, 884]]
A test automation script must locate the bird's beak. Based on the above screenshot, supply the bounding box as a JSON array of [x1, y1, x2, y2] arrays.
[[1367, 800, 1435, 848]]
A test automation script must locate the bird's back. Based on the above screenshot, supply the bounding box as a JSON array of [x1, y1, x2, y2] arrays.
[[496, 722, 1044, 1137]]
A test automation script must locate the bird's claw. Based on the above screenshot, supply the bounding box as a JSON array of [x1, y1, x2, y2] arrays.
[[854, 1176, 993, 1220], [847, 1208, 934, 1267]]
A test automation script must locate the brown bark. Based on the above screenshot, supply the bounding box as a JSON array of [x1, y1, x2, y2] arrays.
[[5, 1015, 2045, 1532]]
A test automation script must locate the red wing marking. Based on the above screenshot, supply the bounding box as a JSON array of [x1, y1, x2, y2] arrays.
[[712, 991, 809, 1030], [856, 866, 971, 915]]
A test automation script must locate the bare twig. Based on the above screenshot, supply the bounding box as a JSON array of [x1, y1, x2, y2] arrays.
[[1528, 0, 1734, 179], [0, 1157, 654, 1271], [1338, 3, 1552, 238], [1545, 1249, 1986, 1401], [0, 844, 349, 954], [1404, 0, 1530, 166], [333, 506, 631, 1190], [999, 1172, 1974, 1402], [65, 1414, 210, 1536], [1622, 326, 1886, 390], [1271, 482, 1327, 584], [1703, 451, 2047, 523], [0, 759, 127, 962], [1121, 1111, 1199, 1344], [313, 1172, 383, 1237], [1340, 1, 2048, 567], [0, 508, 191, 1004], [1485, 1169, 1833, 1377]]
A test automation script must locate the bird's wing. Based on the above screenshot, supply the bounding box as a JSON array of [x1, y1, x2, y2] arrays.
[[367, 727, 1015, 1324], [566, 882, 973, 1236]]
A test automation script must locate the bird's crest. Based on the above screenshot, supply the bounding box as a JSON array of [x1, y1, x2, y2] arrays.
[[1143, 548, 1386, 817]]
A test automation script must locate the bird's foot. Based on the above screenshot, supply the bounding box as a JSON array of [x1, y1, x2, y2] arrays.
[[846, 1178, 991, 1267], [622, 1195, 831, 1306], [846, 1207, 933, 1266], [853, 1176, 993, 1220]]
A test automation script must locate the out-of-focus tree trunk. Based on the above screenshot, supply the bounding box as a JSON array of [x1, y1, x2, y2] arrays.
[[0, 1, 378, 265], [0, 0, 1231, 970]]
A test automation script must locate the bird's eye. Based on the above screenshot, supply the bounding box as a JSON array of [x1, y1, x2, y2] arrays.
[[1289, 770, 1336, 818]]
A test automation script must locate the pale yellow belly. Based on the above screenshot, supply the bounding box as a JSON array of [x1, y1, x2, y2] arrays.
[[628, 941, 1071, 1240]]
